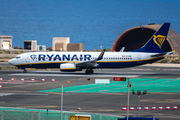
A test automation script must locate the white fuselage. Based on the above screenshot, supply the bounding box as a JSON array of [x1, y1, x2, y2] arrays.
[[8, 51, 163, 69]]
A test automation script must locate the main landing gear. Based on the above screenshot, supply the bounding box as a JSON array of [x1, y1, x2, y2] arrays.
[[23, 69, 27, 73], [85, 69, 94, 74]]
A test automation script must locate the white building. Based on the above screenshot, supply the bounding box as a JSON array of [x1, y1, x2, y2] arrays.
[[0, 35, 12, 50]]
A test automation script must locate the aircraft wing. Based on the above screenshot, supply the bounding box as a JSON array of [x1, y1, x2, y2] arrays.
[[75, 49, 105, 68]]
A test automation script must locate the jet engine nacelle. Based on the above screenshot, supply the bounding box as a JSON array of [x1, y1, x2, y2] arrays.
[[60, 63, 82, 72]]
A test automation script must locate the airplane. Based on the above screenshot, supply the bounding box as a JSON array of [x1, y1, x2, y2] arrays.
[[8, 23, 172, 74]]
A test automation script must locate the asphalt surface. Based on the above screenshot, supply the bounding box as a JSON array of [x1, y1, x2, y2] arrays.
[[0, 64, 180, 120], [0, 62, 11, 66]]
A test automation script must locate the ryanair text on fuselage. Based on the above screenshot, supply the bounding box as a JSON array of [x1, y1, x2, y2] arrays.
[[31, 54, 92, 61]]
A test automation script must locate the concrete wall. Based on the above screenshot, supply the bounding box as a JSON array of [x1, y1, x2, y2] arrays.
[[55, 43, 64, 51], [67, 43, 83, 51], [52, 37, 70, 51], [0, 36, 12, 50], [31, 41, 37, 51]]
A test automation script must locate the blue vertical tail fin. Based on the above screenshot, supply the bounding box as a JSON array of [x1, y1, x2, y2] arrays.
[[131, 23, 170, 53]]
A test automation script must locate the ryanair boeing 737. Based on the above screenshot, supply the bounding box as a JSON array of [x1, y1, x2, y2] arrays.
[[8, 23, 172, 74]]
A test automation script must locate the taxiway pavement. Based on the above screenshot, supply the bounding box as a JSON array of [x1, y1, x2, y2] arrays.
[[0, 65, 180, 120]]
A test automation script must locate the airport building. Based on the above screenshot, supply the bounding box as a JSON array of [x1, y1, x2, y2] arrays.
[[23, 40, 37, 51], [0, 35, 12, 50], [52, 37, 70, 51], [37, 45, 46, 51], [112, 23, 180, 53], [52, 37, 83, 51], [23, 40, 46, 51]]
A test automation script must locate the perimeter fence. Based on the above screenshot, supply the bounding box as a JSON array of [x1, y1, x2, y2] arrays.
[[0, 110, 180, 120], [0, 110, 123, 120]]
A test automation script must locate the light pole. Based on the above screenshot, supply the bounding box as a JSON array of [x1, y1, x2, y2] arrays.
[[61, 85, 63, 120], [132, 90, 147, 117], [127, 78, 130, 120], [76, 107, 81, 120]]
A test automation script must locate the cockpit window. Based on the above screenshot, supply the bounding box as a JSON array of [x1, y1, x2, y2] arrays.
[[15, 56, 21, 59]]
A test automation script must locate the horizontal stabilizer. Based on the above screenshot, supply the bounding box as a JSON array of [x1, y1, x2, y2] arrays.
[[151, 51, 173, 57]]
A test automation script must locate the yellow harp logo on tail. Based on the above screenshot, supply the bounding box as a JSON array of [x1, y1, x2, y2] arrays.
[[153, 35, 166, 49]]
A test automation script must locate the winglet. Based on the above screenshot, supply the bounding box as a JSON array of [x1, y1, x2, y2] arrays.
[[96, 49, 106, 60]]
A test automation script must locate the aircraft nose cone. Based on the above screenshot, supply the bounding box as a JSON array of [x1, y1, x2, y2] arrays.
[[8, 59, 14, 65]]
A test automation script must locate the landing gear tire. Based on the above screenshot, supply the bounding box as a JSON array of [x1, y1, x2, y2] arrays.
[[85, 69, 94, 74], [23, 69, 27, 73]]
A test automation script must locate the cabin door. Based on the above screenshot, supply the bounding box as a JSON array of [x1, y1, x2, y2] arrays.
[[26, 55, 30, 63], [137, 54, 141, 63]]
